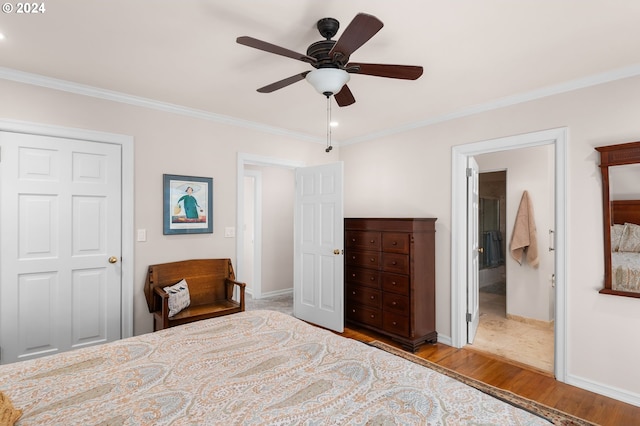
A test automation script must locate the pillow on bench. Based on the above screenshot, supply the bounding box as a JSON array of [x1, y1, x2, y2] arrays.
[[163, 279, 190, 317]]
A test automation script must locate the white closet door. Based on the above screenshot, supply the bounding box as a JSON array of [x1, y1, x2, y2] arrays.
[[0, 131, 122, 364]]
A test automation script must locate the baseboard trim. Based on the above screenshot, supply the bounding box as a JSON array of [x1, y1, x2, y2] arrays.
[[567, 374, 640, 408], [249, 288, 293, 300]]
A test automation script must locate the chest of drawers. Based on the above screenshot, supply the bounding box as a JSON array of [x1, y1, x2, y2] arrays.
[[344, 218, 437, 352]]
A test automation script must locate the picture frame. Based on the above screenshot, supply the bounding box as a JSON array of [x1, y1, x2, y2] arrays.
[[163, 174, 213, 235]]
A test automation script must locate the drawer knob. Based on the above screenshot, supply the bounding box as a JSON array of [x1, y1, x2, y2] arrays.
[[352, 291, 356, 295], [392, 301, 397, 306], [370, 295, 374, 299], [370, 258, 375, 262], [370, 314, 375, 318], [352, 274, 356, 278], [392, 261, 397, 265], [370, 239, 375, 243], [352, 309, 356, 313], [392, 241, 398, 245], [351, 238, 356, 242], [392, 321, 397, 326], [391, 281, 397, 286], [370, 277, 375, 281]]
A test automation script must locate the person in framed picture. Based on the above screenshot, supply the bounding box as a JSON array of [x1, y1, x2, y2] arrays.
[[177, 186, 203, 220]]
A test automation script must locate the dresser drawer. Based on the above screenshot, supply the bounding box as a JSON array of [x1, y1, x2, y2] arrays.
[[381, 273, 409, 295], [345, 266, 380, 289], [383, 293, 410, 315], [381, 253, 409, 274], [347, 305, 382, 328], [346, 250, 380, 269], [345, 230, 381, 251], [383, 312, 410, 337], [382, 232, 410, 254], [347, 284, 382, 309]]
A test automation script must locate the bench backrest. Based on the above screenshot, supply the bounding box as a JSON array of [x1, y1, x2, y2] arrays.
[[144, 258, 236, 312]]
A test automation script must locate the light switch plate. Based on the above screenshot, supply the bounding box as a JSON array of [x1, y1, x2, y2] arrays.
[[137, 229, 146, 242]]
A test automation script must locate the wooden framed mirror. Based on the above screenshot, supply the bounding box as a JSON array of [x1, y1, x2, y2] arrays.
[[596, 141, 640, 297]]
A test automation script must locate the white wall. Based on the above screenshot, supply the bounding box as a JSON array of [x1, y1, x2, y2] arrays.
[[2, 73, 640, 403], [476, 145, 555, 322], [0, 78, 338, 336], [341, 75, 640, 401]]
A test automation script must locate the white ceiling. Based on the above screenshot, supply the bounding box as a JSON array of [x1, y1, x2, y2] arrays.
[[1, 0, 640, 145]]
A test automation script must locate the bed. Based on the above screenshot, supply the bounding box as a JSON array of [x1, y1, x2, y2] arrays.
[[1, 310, 572, 425], [611, 200, 640, 293]]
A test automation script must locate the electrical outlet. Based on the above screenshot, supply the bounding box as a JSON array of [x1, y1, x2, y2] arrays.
[[224, 227, 235, 238]]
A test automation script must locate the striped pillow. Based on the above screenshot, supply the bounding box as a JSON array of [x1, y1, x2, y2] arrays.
[[163, 279, 190, 317]]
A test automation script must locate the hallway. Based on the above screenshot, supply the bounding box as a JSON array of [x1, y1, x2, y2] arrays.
[[469, 288, 554, 374]]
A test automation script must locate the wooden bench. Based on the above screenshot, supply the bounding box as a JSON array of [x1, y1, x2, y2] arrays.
[[144, 258, 246, 331]]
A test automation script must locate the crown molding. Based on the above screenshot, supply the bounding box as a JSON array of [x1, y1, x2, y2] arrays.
[[3, 63, 640, 147], [0, 66, 326, 144], [340, 63, 640, 146]]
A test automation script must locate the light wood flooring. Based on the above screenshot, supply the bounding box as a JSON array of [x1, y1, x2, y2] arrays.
[[341, 324, 640, 426]]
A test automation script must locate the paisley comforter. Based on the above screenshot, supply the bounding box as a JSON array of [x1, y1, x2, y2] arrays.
[[1, 310, 550, 425]]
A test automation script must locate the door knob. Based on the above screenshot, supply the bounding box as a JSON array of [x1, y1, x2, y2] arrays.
[[478, 247, 484, 253], [333, 249, 342, 255], [108, 256, 118, 264]]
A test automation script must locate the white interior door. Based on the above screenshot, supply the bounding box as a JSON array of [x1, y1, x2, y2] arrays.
[[467, 156, 480, 343], [293, 162, 344, 332], [0, 131, 122, 364]]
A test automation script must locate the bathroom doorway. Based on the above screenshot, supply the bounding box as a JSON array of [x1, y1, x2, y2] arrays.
[[471, 148, 555, 374]]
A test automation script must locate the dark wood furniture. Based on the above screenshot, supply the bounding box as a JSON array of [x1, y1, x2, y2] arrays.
[[144, 258, 246, 330], [344, 218, 437, 352], [596, 141, 640, 298]]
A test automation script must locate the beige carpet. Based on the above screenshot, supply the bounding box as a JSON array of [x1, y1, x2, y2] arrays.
[[471, 291, 554, 373], [245, 292, 293, 316]]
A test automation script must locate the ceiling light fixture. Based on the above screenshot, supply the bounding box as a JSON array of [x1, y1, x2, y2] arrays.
[[305, 68, 350, 96], [305, 68, 349, 153]]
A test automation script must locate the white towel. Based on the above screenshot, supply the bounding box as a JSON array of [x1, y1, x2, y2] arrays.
[[509, 190, 539, 268]]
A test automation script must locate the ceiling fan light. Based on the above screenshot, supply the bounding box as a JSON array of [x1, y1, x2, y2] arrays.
[[306, 68, 350, 96]]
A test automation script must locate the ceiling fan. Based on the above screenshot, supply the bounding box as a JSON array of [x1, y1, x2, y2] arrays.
[[236, 12, 423, 107]]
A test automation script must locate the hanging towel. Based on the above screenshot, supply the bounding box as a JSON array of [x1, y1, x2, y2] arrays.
[[509, 190, 539, 267]]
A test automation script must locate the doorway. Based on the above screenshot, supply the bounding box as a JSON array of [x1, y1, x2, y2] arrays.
[[236, 154, 304, 300], [451, 127, 567, 382], [472, 168, 555, 373]]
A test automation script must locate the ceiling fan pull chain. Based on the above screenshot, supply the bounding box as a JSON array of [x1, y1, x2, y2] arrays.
[[326, 95, 333, 153]]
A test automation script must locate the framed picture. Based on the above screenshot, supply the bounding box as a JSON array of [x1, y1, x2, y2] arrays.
[[163, 174, 213, 234]]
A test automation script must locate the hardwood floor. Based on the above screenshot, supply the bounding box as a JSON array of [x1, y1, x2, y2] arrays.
[[340, 324, 640, 426]]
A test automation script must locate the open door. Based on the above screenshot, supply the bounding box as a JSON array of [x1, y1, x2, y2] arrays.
[[467, 156, 480, 343], [293, 162, 344, 332]]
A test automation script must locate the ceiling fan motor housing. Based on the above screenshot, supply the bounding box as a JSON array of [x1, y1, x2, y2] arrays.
[[308, 17, 346, 68], [307, 40, 339, 68]]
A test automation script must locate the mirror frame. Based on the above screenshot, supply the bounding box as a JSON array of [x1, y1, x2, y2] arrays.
[[596, 141, 640, 298]]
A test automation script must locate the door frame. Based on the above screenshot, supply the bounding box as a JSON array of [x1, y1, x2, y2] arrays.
[[0, 119, 134, 338], [235, 153, 305, 296], [451, 127, 567, 382]]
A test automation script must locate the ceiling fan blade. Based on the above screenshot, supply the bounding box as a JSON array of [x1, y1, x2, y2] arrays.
[[334, 85, 356, 107], [329, 13, 383, 62], [346, 63, 423, 80], [237, 36, 317, 64], [257, 71, 310, 93]]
